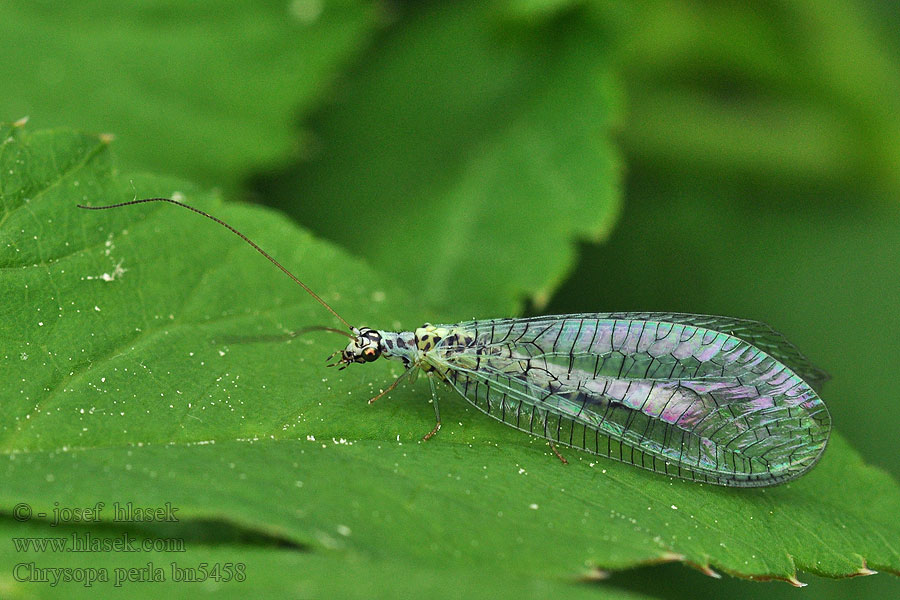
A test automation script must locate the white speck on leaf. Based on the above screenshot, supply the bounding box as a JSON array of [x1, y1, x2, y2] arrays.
[[85, 258, 127, 282]]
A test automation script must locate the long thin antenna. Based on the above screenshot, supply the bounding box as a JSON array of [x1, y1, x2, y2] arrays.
[[77, 198, 354, 331], [214, 326, 355, 346]]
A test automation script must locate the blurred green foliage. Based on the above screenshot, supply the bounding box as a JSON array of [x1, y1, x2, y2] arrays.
[[1, 0, 899, 598], [0, 0, 379, 190], [251, 1, 621, 317]]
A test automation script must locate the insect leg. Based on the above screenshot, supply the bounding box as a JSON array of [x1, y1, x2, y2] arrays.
[[547, 440, 568, 465], [536, 410, 568, 464], [423, 374, 442, 441], [368, 369, 411, 404]]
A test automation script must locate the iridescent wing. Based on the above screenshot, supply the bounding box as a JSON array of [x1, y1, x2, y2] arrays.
[[602, 312, 830, 391], [429, 314, 831, 487]]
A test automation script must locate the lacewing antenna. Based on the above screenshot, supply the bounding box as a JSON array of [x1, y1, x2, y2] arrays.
[[77, 198, 354, 331], [214, 326, 356, 346], [291, 326, 355, 338]]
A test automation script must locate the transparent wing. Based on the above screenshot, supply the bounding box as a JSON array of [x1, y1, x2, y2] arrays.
[[430, 314, 831, 487], [455, 312, 829, 389], [599, 312, 830, 391]]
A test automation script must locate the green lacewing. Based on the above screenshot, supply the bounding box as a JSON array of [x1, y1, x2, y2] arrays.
[[78, 198, 831, 487]]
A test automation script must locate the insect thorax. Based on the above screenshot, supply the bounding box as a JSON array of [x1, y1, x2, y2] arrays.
[[377, 330, 419, 367], [379, 324, 476, 372]]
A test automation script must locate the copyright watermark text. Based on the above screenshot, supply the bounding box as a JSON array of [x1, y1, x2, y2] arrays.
[[8, 501, 247, 588]]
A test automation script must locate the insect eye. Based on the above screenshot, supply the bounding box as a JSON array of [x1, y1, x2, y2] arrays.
[[362, 347, 380, 362]]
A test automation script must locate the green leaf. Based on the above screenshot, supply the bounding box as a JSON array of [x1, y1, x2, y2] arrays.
[[2, 125, 899, 597], [255, 0, 622, 318], [0, 521, 656, 600], [0, 1, 379, 189]]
